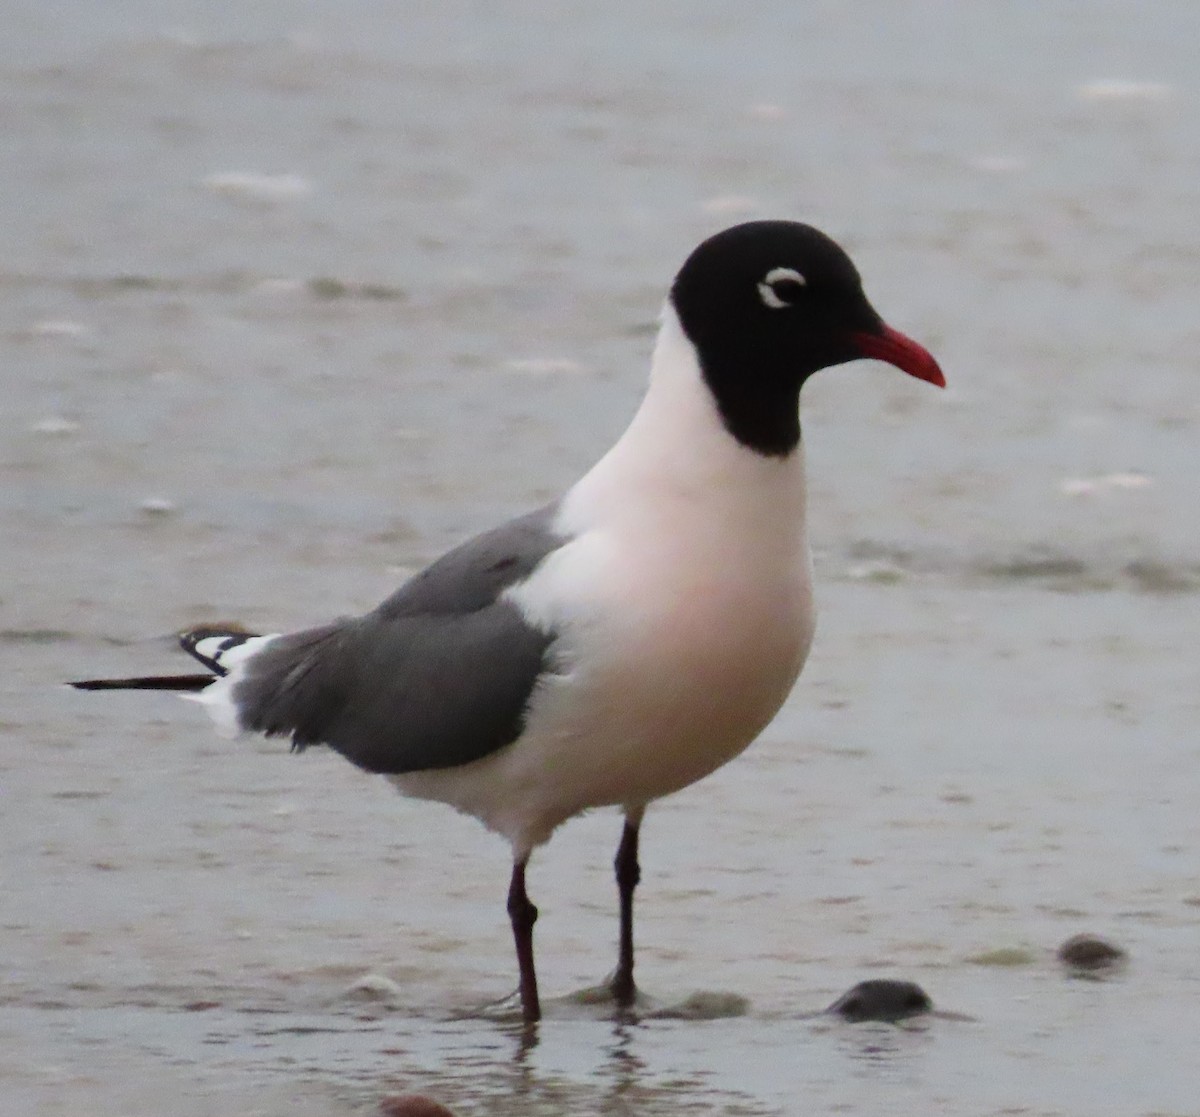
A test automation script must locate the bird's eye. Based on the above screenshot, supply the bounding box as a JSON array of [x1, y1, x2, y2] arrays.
[[757, 267, 807, 310]]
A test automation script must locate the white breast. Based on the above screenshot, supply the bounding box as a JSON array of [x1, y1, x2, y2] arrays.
[[393, 307, 816, 857]]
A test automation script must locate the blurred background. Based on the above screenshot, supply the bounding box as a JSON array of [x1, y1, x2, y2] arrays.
[[2, 3, 1198, 1115]]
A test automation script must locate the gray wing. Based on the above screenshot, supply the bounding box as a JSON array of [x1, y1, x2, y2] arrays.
[[231, 505, 564, 774]]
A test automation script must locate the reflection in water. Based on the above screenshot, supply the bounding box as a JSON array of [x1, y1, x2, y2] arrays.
[[600, 1023, 648, 1100], [370, 1015, 769, 1117], [831, 1019, 934, 1079]]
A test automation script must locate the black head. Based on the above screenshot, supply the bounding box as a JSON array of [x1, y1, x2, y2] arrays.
[[669, 220, 944, 457]]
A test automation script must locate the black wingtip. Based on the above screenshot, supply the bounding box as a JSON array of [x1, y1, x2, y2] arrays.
[[69, 674, 215, 692]]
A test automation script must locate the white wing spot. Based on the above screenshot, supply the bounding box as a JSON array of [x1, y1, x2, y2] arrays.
[[758, 267, 807, 309], [183, 634, 280, 738], [192, 636, 232, 662]]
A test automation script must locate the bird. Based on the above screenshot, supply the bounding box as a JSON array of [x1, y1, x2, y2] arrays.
[[71, 219, 945, 1024]]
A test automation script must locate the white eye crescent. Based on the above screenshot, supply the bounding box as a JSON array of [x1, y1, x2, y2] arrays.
[[758, 266, 807, 309]]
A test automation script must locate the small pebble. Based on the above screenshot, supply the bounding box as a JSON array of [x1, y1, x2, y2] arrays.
[[1060, 471, 1153, 498], [846, 559, 906, 584], [827, 979, 932, 1022], [700, 195, 759, 216], [379, 1096, 457, 1117], [747, 102, 787, 121], [307, 276, 350, 299], [1058, 933, 1127, 973], [1075, 79, 1172, 103], [968, 154, 1026, 174], [346, 973, 404, 1002], [502, 357, 586, 377], [31, 319, 87, 338], [964, 946, 1038, 967], [648, 990, 750, 1020], [30, 416, 81, 436], [202, 171, 313, 203], [253, 277, 306, 296]]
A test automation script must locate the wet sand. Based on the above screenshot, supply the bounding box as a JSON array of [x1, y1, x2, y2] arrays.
[[4, 2, 1200, 1114]]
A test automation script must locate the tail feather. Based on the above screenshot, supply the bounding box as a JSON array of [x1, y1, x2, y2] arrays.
[[69, 625, 263, 694], [70, 674, 215, 692]]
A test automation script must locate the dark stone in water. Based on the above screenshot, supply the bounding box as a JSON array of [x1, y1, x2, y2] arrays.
[[828, 979, 932, 1022], [379, 1096, 458, 1117], [1057, 933, 1127, 972]]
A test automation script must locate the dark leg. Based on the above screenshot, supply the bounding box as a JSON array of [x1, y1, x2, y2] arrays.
[[611, 812, 642, 1007], [507, 858, 540, 1023]]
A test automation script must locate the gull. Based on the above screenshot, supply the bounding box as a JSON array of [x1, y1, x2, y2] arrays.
[[73, 220, 945, 1023]]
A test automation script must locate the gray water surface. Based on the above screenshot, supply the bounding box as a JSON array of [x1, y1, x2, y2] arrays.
[[3, 3, 1199, 1114]]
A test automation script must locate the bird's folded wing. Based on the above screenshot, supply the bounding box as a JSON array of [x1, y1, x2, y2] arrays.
[[234, 606, 554, 774], [234, 504, 564, 774]]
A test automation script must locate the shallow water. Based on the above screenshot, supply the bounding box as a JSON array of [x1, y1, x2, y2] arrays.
[[4, 2, 1200, 1114]]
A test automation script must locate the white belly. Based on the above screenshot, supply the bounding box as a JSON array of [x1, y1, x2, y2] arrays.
[[392, 521, 814, 857]]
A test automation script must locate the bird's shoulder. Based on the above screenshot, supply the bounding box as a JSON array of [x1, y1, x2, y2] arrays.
[[374, 502, 565, 619]]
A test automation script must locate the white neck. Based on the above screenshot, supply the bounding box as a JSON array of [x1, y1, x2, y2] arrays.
[[559, 304, 808, 535]]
